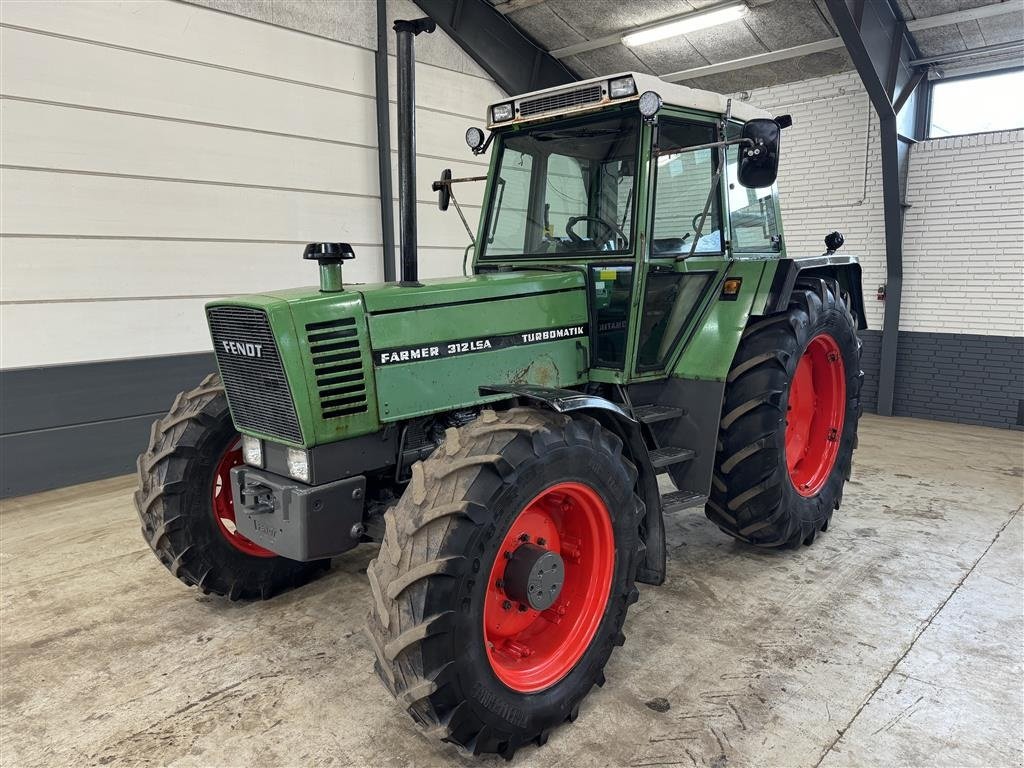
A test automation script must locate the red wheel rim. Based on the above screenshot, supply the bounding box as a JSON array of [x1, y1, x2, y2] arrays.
[[785, 333, 846, 497], [483, 482, 615, 693], [212, 441, 276, 558]]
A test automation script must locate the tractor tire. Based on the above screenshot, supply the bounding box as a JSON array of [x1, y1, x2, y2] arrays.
[[134, 373, 328, 600], [706, 279, 863, 548], [365, 408, 643, 758]]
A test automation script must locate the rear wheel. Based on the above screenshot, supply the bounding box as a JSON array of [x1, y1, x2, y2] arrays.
[[365, 408, 642, 758], [134, 373, 328, 599], [706, 280, 862, 547]]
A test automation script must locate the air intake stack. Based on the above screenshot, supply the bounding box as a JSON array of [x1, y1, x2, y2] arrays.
[[393, 17, 436, 286]]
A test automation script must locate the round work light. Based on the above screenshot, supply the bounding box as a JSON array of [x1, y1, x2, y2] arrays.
[[465, 126, 485, 151], [638, 91, 663, 118]]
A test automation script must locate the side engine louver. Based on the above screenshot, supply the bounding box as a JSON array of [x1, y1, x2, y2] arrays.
[[306, 317, 369, 419]]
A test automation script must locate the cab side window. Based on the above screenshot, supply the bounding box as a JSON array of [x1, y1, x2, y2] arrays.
[[726, 124, 780, 252], [651, 121, 722, 257]]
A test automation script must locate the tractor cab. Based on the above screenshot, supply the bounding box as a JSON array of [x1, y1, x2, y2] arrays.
[[444, 72, 791, 382]]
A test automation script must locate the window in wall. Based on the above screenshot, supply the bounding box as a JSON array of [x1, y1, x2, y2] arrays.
[[929, 69, 1024, 137]]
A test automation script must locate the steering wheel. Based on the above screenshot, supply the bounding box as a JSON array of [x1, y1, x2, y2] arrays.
[[566, 215, 627, 249]]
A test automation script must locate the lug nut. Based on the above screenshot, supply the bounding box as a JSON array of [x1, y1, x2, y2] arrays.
[[518, 604, 528, 613], [519, 533, 530, 542], [495, 579, 504, 589], [537, 537, 546, 546], [502, 600, 512, 610]]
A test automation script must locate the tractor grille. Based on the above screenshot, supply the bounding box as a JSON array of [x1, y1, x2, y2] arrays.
[[207, 306, 303, 444], [519, 85, 603, 119], [305, 317, 368, 420]]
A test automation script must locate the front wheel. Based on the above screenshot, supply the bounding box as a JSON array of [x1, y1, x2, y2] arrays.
[[365, 408, 642, 758], [706, 279, 863, 548], [134, 373, 328, 599]]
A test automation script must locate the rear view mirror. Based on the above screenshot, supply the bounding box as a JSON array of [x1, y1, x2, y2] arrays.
[[737, 118, 781, 188], [433, 168, 452, 211]]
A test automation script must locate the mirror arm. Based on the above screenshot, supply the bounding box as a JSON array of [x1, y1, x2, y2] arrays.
[[432, 174, 489, 244], [653, 136, 751, 160], [472, 130, 497, 156], [449, 187, 477, 244], [432, 174, 489, 187]]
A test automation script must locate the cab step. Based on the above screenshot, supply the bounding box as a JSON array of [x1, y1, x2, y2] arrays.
[[649, 446, 696, 470], [632, 404, 684, 424], [661, 490, 706, 512]]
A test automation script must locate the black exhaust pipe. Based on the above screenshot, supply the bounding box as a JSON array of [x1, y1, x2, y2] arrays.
[[393, 17, 435, 285]]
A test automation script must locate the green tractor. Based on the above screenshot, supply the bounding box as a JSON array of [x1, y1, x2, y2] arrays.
[[136, 20, 864, 759]]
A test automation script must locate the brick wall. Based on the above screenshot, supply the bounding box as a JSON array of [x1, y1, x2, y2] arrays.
[[902, 129, 1024, 336], [737, 73, 1024, 429]]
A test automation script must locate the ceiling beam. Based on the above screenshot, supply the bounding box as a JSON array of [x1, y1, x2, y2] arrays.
[[412, 0, 575, 95], [927, 56, 1024, 79], [491, 0, 547, 14], [905, 0, 1024, 32], [661, 37, 844, 81], [909, 39, 1024, 67]]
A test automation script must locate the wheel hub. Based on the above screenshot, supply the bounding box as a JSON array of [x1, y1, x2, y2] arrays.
[[785, 333, 846, 497], [503, 543, 565, 611], [483, 482, 615, 693]]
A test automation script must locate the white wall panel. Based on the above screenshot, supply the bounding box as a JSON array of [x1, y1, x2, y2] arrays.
[[0, 1, 501, 367], [1, 170, 472, 246], [0, 240, 384, 302], [1, 0, 376, 95], [1, 98, 487, 208], [0, 299, 217, 368], [0, 27, 379, 147]]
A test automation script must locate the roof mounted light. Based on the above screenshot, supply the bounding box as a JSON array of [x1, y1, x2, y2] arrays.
[[638, 90, 663, 118], [622, 3, 748, 47], [491, 102, 514, 123], [608, 75, 637, 99], [465, 126, 485, 150]]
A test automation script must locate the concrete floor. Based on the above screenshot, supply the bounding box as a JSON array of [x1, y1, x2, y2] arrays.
[[1, 414, 1022, 767]]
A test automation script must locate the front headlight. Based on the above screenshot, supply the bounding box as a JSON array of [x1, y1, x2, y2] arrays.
[[491, 102, 514, 123], [241, 435, 263, 467], [608, 76, 637, 98], [286, 447, 310, 483]]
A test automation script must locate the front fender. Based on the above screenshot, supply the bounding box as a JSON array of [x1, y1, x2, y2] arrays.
[[480, 384, 666, 586]]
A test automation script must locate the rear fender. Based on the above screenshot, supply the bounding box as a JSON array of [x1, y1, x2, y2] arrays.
[[480, 384, 666, 586], [761, 256, 867, 329]]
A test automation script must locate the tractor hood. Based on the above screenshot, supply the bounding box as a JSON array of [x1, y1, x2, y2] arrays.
[[206, 270, 589, 447]]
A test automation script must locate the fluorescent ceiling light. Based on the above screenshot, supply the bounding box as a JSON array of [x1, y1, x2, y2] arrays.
[[622, 3, 748, 47]]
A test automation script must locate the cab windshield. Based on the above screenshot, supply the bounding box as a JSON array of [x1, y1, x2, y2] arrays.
[[480, 113, 641, 260]]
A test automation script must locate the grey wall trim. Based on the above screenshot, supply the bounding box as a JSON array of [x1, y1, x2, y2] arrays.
[[859, 329, 1024, 429], [1, 353, 216, 498], [3, 330, 1020, 498]]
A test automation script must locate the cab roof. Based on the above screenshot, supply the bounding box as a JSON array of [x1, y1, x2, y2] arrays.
[[486, 71, 771, 129]]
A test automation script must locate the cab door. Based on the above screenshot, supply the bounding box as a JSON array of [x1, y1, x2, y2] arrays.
[[631, 116, 728, 378]]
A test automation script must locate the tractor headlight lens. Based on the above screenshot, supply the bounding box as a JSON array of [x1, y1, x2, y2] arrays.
[[608, 76, 637, 98], [241, 435, 263, 468], [286, 447, 310, 483], [465, 126, 485, 150], [491, 102, 514, 123], [638, 90, 663, 118]]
